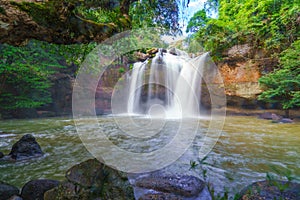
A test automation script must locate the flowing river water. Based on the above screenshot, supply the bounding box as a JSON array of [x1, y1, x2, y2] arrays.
[[0, 116, 299, 197]]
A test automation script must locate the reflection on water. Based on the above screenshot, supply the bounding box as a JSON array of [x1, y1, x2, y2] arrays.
[[0, 116, 299, 197]]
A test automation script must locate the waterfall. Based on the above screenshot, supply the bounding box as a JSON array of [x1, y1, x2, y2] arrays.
[[127, 61, 148, 114], [126, 49, 207, 118]]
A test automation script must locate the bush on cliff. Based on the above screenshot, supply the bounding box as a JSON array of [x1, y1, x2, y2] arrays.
[[258, 40, 300, 117]]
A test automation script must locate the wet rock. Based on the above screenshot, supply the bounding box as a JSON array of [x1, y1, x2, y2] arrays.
[[9, 134, 43, 160], [271, 113, 282, 122], [21, 179, 59, 200], [139, 192, 183, 200], [43, 187, 57, 200], [258, 112, 274, 120], [44, 181, 78, 200], [146, 48, 159, 55], [135, 174, 205, 198], [238, 180, 300, 200], [8, 195, 23, 200], [168, 47, 178, 55], [0, 182, 19, 200], [0, 152, 4, 159], [49, 71, 76, 117], [134, 51, 150, 62], [50, 159, 134, 200], [279, 118, 293, 123]]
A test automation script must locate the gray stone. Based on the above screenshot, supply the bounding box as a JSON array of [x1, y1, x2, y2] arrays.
[[139, 192, 183, 200], [279, 118, 293, 123], [135, 174, 205, 198], [0, 182, 19, 200], [43, 187, 58, 200], [9, 134, 43, 160], [271, 113, 282, 121], [0, 152, 4, 159], [8, 195, 23, 200], [259, 112, 275, 120], [21, 179, 59, 200], [66, 158, 105, 188], [238, 180, 300, 200]]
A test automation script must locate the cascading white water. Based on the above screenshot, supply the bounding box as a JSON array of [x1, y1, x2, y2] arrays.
[[127, 61, 148, 114], [126, 49, 207, 118]]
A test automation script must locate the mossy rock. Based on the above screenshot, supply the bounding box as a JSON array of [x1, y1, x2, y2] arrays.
[[238, 180, 300, 200], [48, 159, 134, 200]]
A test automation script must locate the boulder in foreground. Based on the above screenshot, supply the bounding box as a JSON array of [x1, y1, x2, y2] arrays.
[[21, 179, 59, 200], [45, 159, 134, 200], [0, 182, 19, 200], [134, 173, 211, 199], [238, 180, 300, 200]]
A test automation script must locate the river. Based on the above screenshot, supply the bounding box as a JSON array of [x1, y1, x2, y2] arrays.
[[0, 116, 299, 197]]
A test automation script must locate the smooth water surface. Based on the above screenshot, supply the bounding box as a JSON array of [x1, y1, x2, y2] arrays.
[[0, 116, 299, 197]]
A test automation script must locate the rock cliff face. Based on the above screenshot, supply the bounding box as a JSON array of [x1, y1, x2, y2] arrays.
[[218, 60, 261, 99], [216, 58, 263, 109], [210, 44, 278, 110], [95, 67, 125, 114]]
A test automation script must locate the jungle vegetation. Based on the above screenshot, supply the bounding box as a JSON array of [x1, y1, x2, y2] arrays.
[[0, 0, 299, 116]]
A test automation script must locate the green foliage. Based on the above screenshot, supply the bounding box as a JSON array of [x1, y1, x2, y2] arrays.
[[12, 0, 189, 44], [189, 160, 198, 170], [74, 6, 130, 32], [258, 40, 300, 111], [191, 0, 300, 59], [266, 172, 291, 192], [204, 0, 219, 15], [0, 41, 63, 111], [53, 42, 97, 66], [268, 165, 295, 182], [118, 67, 125, 74], [0, 40, 94, 113], [0, 6, 6, 15], [129, 0, 180, 33], [75, 6, 120, 24], [207, 183, 230, 200], [186, 9, 209, 33]]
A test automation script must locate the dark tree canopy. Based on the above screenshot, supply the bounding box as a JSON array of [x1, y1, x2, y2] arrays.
[[0, 0, 187, 45]]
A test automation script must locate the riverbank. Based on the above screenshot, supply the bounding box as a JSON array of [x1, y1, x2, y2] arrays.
[[224, 107, 300, 120], [1, 107, 300, 121]]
